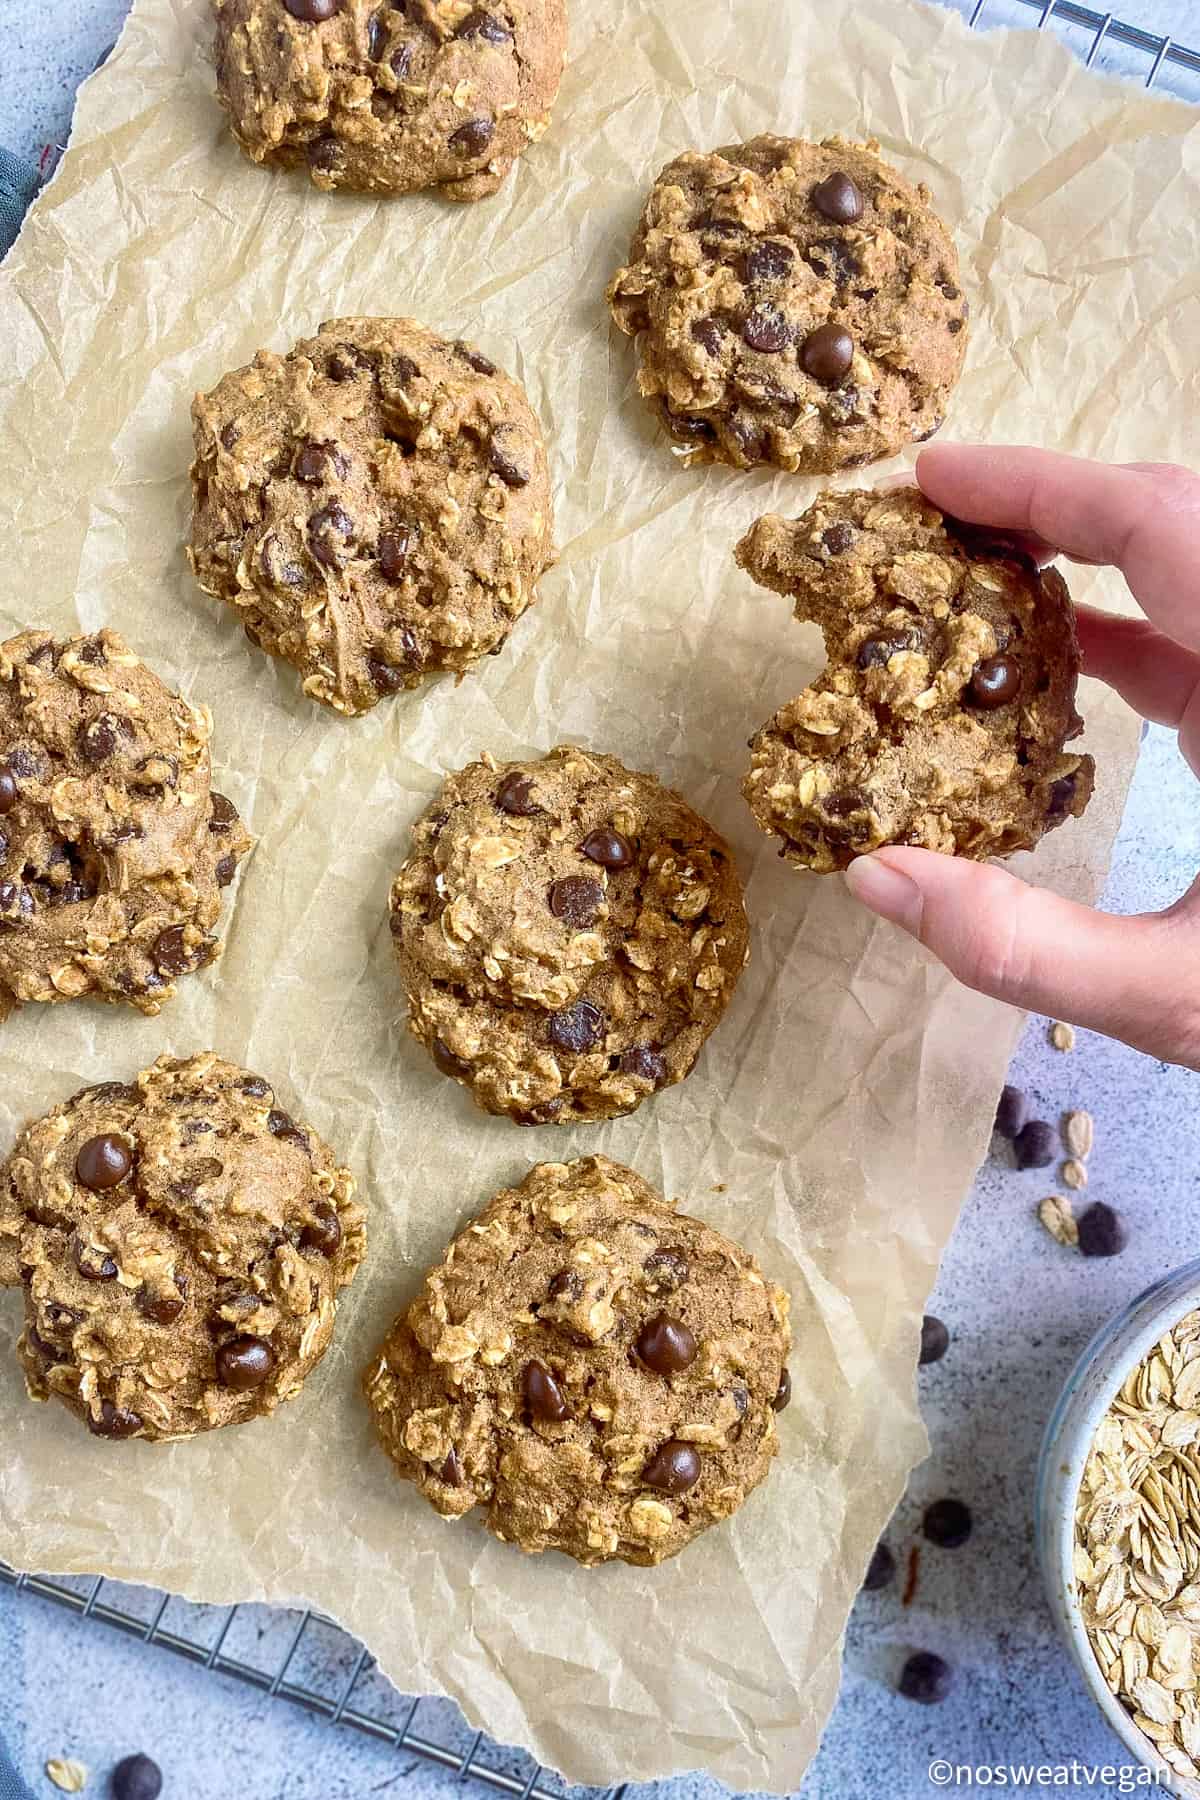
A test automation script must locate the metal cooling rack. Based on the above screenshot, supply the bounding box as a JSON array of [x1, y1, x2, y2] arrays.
[[3, 0, 1198, 1792]]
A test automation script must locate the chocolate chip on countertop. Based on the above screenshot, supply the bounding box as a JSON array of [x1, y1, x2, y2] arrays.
[[994, 1083, 1028, 1140], [111, 1752, 163, 1800], [801, 323, 855, 383], [898, 1650, 953, 1704], [1013, 1119, 1056, 1170], [523, 1359, 568, 1422], [923, 1498, 972, 1548], [862, 1540, 895, 1591], [579, 828, 633, 870], [919, 1315, 950, 1367], [635, 1312, 698, 1375], [76, 1133, 133, 1191], [642, 1439, 701, 1494], [547, 999, 604, 1054], [549, 875, 604, 928], [812, 170, 863, 224], [1077, 1201, 1127, 1259], [215, 1334, 276, 1391]]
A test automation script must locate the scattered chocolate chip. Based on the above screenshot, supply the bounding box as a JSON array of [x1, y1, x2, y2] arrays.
[[495, 771, 537, 815], [152, 925, 193, 977], [0, 769, 17, 813], [801, 323, 855, 383], [691, 318, 724, 356], [215, 1334, 276, 1391], [968, 654, 1021, 710], [857, 631, 915, 670], [899, 1650, 952, 1704], [742, 305, 791, 353], [111, 1754, 163, 1800], [994, 1084, 1028, 1139], [547, 1269, 582, 1301], [449, 117, 494, 157], [75, 1238, 119, 1282], [773, 1367, 792, 1412], [440, 1447, 463, 1486], [523, 1358, 568, 1422], [919, 1315, 950, 1366], [88, 1400, 144, 1440], [862, 1541, 895, 1591], [76, 1133, 133, 1191], [549, 875, 604, 928], [136, 1281, 187, 1327], [432, 1036, 473, 1081], [822, 523, 856, 556], [636, 1312, 697, 1375], [620, 1045, 668, 1088], [300, 1202, 342, 1256], [812, 170, 863, 223], [457, 7, 511, 38], [547, 999, 604, 1055], [745, 240, 795, 284], [285, 0, 340, 15], [643, 1247, 689, 1292], [923, 1497, 972, 1548], [1013, 1119, 1056, 1171], [1078, 1201, 1127, 1258], [642, 1439, 701, 1494], [490, 425, 532, 488], [579, 828, 633, 871], [377, 529, 411, 583], [307, 502, 354, 568]]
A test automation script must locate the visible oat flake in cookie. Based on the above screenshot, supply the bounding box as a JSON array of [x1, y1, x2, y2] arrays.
[[607, 135, 968, 473], [188, 317, 556, 715], [738, 488, 1094, 871], [211, 0, 567, 202], [389, 746, 750, 1123], [0, 1053, 365, 1441], [363, 1155, 791, 1565], [0, 629, 250, 1013]]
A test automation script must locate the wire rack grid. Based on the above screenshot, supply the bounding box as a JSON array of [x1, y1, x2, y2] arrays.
[[3, 0, 1198, 1793]]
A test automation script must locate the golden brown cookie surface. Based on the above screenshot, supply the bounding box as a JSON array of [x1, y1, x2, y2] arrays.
[[364, 1155, 791, 1565], [0, 629, 250, 1012], [739, 487, 1095, 871], [212, 0, 567, 202], [0, 1053, 365, 1441], [189, 318, 556, 715], [389, 746, 749, 1123], [607, 135, 968, 473]]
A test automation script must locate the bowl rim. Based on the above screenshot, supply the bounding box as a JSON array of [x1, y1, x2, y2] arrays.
[[1037, 1257, 1200, 1799]]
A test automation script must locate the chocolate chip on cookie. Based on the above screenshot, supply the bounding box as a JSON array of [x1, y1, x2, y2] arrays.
[[0, 1053, 365, 1440], [0, 630, 249, 1013], [213, 0, 566, 203], [607, 135, 967, 472], [389, 747, 750, 1124], [363, 1155, 791, 1565], [189, 318, 556, 716], [738, 487, 1094, 870]]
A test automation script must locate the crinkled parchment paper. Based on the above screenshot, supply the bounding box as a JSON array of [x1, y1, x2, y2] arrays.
[[1, 0, 1198, 1786]]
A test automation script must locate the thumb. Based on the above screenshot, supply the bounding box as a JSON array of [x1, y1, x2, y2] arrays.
[[843, 847, 1200, 1069]]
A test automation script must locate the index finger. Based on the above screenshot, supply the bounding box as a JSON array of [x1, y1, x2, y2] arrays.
[[915, 444, 1200, 654]]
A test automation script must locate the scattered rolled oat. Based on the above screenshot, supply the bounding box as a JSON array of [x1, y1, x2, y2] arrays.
[[1075, 1307, 1200, 1781], [1064, 1109, 1095, 1160], [45, 1760, 88, 1794], [1062, 1158, 1089, 1191], [1051, 1020, 1077, 1052], [1038, 1194, 1078, 1248]]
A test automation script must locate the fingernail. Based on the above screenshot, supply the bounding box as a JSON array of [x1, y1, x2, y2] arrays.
[[843, 855, 924, 935]]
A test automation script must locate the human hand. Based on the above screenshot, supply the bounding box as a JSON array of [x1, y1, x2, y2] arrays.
[[843, 444, 1200, 1070]]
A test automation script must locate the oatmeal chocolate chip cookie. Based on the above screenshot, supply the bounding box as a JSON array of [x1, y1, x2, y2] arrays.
[[212, 0, 567, 203], [0, 630, 250, 1013], [389, 746, 749, 1123], [738, 487, 1095, 872], [189, 317, 556, 716], [364, 1154, 790, 1565], [607, 135, 968, 474], [0, 1053, 365, 1441]]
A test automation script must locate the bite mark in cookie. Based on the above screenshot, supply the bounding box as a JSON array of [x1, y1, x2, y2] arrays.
[[738, 487, 1094, 871]]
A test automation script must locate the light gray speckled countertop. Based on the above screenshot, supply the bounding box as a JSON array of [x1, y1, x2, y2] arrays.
[[2, 4, 1199, 1798]]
